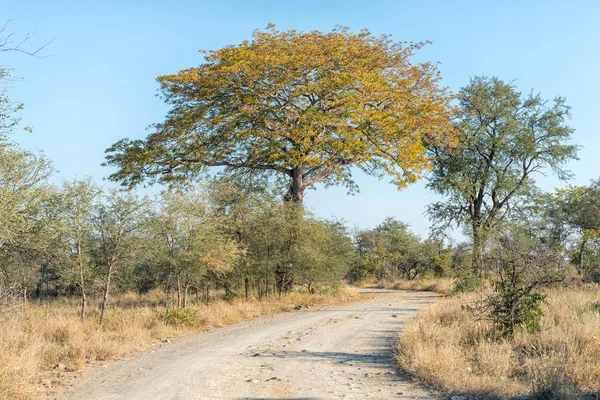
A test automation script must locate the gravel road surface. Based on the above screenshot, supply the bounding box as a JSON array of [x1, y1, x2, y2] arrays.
[[61, 289, 438, 400]]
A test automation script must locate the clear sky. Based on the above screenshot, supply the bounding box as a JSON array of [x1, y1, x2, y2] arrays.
[[3, 0, 599, 238]]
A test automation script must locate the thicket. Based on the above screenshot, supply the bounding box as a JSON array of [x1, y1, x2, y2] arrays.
[[0, 170, 358, 320]]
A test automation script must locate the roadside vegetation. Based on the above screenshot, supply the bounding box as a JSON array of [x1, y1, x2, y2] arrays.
[[1, 288, 359, 400], [400, 286, 600, 399], [396, 76, 600, 398]]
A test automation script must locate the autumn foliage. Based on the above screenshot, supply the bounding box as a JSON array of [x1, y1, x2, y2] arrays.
[[105, 25, 455, 202]]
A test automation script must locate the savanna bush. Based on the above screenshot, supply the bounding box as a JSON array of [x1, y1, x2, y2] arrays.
[[452, 273, 484, 294], [164, 307, 199, 327]]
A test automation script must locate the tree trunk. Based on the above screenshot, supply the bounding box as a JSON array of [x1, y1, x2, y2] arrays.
[[176, 276, 182, 307], [472, 225, 485, 276], [77, 241, 87, 323], [80, 288, 87, 323], [257, 279, 262, 301], [284, 167, 305, 203], [183, 280, 190, 308], [578, 239, 587, 275], [244, 277, 249, 301], [99, 263, 113, 324]]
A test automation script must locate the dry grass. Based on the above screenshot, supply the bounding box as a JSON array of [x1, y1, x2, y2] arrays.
[[0, 287, 361, 400], [398, 285, 600, 399], [375, 277, 455, 295]]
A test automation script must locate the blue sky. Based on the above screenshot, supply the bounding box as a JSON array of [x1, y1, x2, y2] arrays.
[[3, 0, 600, 238]]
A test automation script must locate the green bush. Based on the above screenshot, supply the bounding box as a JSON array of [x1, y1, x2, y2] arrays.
[[431, 256, 452, 277], [346, 262, 374, 283], [487, 281, 547, 336], [515, 291, 546, 334], [453, 273, 484, 294], [164, 307, 199, 327]]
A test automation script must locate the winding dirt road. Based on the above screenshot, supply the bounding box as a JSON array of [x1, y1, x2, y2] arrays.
[[61, 289, 438, 400]]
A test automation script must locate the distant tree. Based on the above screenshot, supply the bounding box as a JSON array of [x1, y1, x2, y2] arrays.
[[105, 25, 455, 204], [0, 142, 54, 302], [353, 217, 433, 281], [57, 179, 101, 322], [548, 179, 600, 274], [295, 218, 354, 293], [151, 190, 239, 307], [428, 77, 578, 274], [92, 190, 151, 324]]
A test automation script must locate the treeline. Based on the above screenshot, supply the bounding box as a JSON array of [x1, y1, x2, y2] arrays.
[[349, 217, 469, 283], [0, 146, 355, 321]]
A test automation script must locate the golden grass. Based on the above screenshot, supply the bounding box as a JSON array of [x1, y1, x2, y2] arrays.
[[398, 286, 600, 399], [0, 288, 361, 400]]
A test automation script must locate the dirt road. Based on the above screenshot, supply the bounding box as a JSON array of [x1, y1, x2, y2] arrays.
[[61, 289, 438, 400]]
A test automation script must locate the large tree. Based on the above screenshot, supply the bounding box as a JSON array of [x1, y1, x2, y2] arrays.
[[427, 76, 578, 273], [105, 25, 454, 203]]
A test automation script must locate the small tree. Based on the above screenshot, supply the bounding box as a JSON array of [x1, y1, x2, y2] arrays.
[[243, 198, 289, 299], [57, 179, 101, 322], [0, 142, 54, 303], [92, 190, 150, 324], [207, 176, 276, 300], [295, 218, 354, 293], [151, 189, 239, 307]]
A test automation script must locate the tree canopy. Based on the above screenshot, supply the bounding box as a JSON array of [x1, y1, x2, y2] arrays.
[[105, 25, 455, 202], [427, 76, 578, 272]]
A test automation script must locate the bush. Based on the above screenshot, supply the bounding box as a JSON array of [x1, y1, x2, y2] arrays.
[[453, 273, 484, 294], [164, 307, 199, 327], [431, 256, 452, 277], [477, 227, 563, 337], [492, 285, 546, 335]]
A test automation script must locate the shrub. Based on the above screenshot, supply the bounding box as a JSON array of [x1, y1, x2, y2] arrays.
[[453, 273, 484, 294], [432, 255, 452, 277], [164, 307, 199, 327], [487, 283, 546, 335], [477, 227, 563, 337]]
